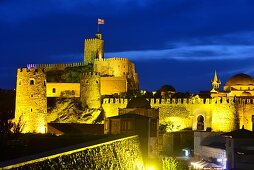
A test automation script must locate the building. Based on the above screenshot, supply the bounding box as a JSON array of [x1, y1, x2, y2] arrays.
[[223, 127, 254, 170], [104, 97, 159, 159], [14, 31, 254, 135], [15, 32, 139, 133], [193, 127, 254, 169]]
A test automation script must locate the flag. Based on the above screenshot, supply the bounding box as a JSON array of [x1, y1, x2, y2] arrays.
[[98, 18, 104, 25]]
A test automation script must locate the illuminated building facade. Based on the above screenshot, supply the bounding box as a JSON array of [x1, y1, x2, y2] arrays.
[[14, 31, 254, 134]]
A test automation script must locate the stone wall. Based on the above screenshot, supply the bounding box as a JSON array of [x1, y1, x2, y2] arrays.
[[102, 97, 254, 132], [15, 68, 47, 133], [102, 98, 128, 118], [1, 136, 144, 170], [46, 83, 80, 98], [100, 77, 127, 95]]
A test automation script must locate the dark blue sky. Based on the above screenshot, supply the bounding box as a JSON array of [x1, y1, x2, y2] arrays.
[[1, 0, 254, 93]]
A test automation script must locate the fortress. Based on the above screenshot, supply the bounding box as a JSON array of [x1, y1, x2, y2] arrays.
[[14, 32, 254, 134]]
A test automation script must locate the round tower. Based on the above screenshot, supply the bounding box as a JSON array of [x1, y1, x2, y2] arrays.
[[15, 67, 47, 133], [80, 72, 101, 109]]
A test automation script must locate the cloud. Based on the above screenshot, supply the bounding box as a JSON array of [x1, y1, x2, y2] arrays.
[[105, 44, 254, 61]]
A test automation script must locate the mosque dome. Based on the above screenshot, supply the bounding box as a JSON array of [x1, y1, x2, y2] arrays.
[[160, 85, 176, 92], [224, 73, 254, 91], [126, 96, 151, 109]]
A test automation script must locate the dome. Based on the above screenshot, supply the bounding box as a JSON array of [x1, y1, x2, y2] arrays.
[[225, 73, 254, 87], [127, 96, 151, 109], [160, 85, 176, 92]]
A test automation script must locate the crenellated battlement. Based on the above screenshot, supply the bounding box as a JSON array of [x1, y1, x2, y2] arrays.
[[94, 58, 129, 62], [103, 98, 129, 104], [17, 67, 45, 75], [107, 57, 129, 61], [102, 97, 254, 105], [29, 62, 85, 71], [94, 58, 105, 62], [81, 72, 100, 76], [85, 38, 100, 42]]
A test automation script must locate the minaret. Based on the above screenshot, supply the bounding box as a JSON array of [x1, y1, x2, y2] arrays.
[[211, 70, 221, 92]]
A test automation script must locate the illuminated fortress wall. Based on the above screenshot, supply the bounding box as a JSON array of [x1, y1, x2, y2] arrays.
[[102, 98, 128, 118], [46, 83, 80, 98], [28, 62, 85, 71], [1, 136, 144, 170], [100, 77, 127, 95], [235, 98, 254, 130], [94, 58, 139, 90], [102, 97, 254, 132], [94, 58, 130, 77], [15, 68, 47, 133]]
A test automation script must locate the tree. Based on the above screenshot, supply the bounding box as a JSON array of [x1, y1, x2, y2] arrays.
[[12, 115, 24, 136], [161, 157, 187, 170], [0, 119, 13, 139]]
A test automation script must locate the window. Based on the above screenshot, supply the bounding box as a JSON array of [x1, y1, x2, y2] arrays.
[[31, 94, 33, 97], [30, 108, 32, 112], [52, 88, 56, 93], [19, 79, 22, 85], [44, 80, 46, 86], [30, 80, 34, 85], [197, 115, 205, 130]]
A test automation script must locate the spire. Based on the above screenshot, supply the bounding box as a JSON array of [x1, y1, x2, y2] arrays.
[[213, 70, 219, 82], [211, 70, 221, 92]]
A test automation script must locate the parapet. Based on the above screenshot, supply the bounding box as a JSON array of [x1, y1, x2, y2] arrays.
[[36, 62, 85, 70], [94, 58, 106, 62], [107, 57, 129, 61], [101, 96, 254, 105], [81, 72, 101, 76], [149, 97, 239, 105], [17, 67, 45, 74], [85, 38, 102, 43], [103, 98, 129, 104]]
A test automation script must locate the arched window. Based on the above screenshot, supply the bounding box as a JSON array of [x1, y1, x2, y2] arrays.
[[197, 115, 204, 130], [52, 88, 56, 93], [19, 79, 22, 85], [30, 79, 35, 85]]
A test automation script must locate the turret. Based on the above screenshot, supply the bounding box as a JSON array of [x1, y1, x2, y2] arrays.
[[80, 72, 101, 109], [84, 33, 104, 64], [15, 67, 47, 133], [211, 70, 221, 92]]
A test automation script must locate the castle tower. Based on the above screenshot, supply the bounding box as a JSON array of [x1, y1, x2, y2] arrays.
[[211, 70, 221, 92], [84, 33, 104, 64], [15, 67, 47, 133], [80, 72, 101, 109]]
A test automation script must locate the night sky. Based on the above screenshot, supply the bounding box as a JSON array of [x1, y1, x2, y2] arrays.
[[1, 0, 254, 93]]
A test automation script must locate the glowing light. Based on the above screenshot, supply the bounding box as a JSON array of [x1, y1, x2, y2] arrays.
[[217, 158, 222, 162], [147, 166, 155, 170]]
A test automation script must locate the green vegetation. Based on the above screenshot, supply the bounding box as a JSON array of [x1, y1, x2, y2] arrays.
[[159, 121, 181, 133], [46, 64, 93, 83], [160, 157, 188, 170]]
